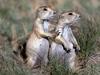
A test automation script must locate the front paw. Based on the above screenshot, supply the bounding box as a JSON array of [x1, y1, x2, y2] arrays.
[[61, 44, 71, 53], [55, 36, 61, 44], [64, 48, 71, 53], [73, 45, 80, 52], [49, 33, 57, 41], [52, 32, 58, 38]]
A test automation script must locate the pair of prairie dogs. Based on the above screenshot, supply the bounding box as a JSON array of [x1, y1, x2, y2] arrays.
[[26, 6, 80, 70], [33, 6, 80, 51]]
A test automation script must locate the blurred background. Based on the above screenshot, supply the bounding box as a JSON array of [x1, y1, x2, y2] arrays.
[[0, 0, 100, 75]]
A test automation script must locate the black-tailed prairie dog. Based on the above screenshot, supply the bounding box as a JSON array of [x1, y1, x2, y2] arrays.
[[26, 6, 57, 68], [50, 11, 80, 71]]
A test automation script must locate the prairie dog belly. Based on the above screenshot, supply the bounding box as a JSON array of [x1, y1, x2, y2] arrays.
[[50, 42, 66, 60], [26, 35, 49, 58], [50, 42, 76, 66]]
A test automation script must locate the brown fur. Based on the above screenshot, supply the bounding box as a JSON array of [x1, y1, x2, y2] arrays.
[[26, 6, 57, 68], [49, 11, 80, 71]]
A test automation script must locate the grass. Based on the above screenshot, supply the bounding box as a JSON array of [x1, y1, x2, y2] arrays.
[[78, 15, 99, 57], [0, 39, 33, 75], [0, 0, 100, 75]]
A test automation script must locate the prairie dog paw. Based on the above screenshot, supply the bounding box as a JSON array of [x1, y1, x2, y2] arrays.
[[55, 35, 62, 43], [73, 45, 80, 52]]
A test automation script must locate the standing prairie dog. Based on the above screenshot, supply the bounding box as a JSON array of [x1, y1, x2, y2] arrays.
[[26, 6, 57, 68], [50, 11, 80, 71], [55, 11, 80, 52]]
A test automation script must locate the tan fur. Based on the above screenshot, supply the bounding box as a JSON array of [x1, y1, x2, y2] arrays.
[[26, 6, 56, 68], [55, 11, 80, 51], [50, 11, 80, 71], [26, 6, 80, 71]]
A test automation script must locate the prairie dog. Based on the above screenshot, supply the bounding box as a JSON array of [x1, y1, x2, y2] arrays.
[[26, 6, 57, 68], [55, 11, 80, 52], [50, 11, 80, 71]]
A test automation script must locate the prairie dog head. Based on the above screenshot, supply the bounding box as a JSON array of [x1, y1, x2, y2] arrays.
[[59, 11, 80, 24], [36, 6, 56, 20]]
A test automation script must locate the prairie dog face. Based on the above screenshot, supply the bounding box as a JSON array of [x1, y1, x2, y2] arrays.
[[37, 6, 56, 20], [59, 12, 80, 24]]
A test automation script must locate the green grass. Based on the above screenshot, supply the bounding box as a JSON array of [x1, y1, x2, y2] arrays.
[[0, 39, 33, 75]]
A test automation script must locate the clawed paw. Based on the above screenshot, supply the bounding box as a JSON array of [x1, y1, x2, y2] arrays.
[[62, 44, 71, 53], [73, 45, 80, 52]]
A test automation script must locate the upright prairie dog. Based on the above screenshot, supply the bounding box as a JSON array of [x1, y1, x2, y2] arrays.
[[50, 11, 80, 71], [26, 5, 80, 70], [55, 11, 80, 52], [26, 6, 57, 68]]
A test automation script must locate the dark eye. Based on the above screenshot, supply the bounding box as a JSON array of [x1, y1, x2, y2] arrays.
[[43, 8, 47, 11], [68, 12, 73, 15]]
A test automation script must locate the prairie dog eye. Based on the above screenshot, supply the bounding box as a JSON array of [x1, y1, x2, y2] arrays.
[[43, 8, 47, 11], [68, 12, 73, 15]]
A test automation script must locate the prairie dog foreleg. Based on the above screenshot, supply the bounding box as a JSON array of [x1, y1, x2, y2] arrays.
[[68, 27, 80, 51], [55, 35, 73, 52]]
